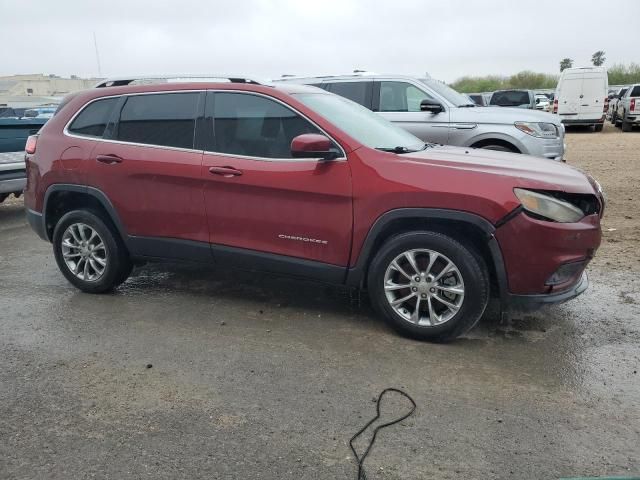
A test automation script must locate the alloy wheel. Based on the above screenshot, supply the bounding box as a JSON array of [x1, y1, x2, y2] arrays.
[[60, 223, 107, 282], [383, 249, 465, 326]]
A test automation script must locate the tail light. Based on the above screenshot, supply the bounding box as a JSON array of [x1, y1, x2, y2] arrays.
[[553, 99, 558, 114], [25, 135, 38, 154], [603, 97, 609, 113], [632, 98, 636, 112]]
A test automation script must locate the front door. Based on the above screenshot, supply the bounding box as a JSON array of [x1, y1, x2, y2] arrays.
[[375, 80, 451, 144], [201, 91, 353, 267]]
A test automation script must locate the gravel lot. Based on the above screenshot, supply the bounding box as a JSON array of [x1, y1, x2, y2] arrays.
[[1, 125, 639, 480]]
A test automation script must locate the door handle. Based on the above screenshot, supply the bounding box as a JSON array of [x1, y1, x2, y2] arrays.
[[96, 154, 123, 165], [209, 166, 243, 177]]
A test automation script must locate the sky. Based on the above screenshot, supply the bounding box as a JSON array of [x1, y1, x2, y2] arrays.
[[1, 0, 639, 83]]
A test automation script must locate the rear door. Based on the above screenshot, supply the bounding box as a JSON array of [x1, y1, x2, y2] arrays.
[[201, 91, 353, 267], [374, 80, 451, 144], [87, 91, 208, 245], [579, 75, 607, 119], [557, 76, 583, 116]]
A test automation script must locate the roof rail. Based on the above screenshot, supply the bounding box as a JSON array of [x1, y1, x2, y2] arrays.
[[94, 74, 263, 88], [276, 71, 379, 82]]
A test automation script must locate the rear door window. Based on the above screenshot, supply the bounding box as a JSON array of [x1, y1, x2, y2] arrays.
[[378, 81, 436, 112], [116, 92, 200, 149], [209, 92, 333, 159], [67, 97, 119, 137], [325, 81, 373, 108]]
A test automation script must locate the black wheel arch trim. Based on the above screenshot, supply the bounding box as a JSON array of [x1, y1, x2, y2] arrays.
[[344, 208, 509, 302], [42, 184, 128, 242]]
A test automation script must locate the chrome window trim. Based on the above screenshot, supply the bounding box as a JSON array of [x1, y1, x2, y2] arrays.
[[62, 89, 347, 161]]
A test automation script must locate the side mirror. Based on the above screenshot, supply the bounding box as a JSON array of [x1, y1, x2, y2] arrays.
[[291, 133, 338, 160], [420, 100, 444, 113]]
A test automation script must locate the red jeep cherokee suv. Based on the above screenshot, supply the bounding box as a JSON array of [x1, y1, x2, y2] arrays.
[[24, 76, 604, 341]]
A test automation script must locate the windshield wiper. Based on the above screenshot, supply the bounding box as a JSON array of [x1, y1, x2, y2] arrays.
[[376, 146, 413, 153], [459, 103, 476, 108]]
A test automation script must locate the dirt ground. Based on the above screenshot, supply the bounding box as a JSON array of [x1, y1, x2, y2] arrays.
[[565, 122, 640, 272]]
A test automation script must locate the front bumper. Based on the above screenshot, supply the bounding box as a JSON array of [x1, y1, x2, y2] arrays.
[[495, 211, 601, 295], [519, 131, 565, 161], [505, 271, 589, 311]]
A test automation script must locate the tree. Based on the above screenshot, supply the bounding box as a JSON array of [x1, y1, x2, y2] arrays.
[[560, 58, 573, 72], [592, 51, 606, 66]]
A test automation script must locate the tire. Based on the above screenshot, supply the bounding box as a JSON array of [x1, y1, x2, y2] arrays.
[[367, 231, 489, 342], [52, 209, 132, 293], [479, 144, 515, 153], [610, 111, 617, 125], [622, 119, 632, 132], [594, 123, 604, 132]]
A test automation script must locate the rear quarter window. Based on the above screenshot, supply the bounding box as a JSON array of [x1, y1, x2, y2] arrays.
[[326, 81, 372, 108], [67, 97, 119, 137], [630, 86, 640, 97]]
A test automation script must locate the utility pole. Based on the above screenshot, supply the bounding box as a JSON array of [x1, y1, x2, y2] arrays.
[[93, 32, 102, 77]]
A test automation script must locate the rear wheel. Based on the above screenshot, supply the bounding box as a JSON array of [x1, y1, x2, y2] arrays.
[[594, 123, 604, 132], [367, 232, 489, 342], [52, 210, 132, 293], [622, 119, 632, 132]]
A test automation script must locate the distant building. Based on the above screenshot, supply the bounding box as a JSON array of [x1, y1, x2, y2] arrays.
[[0, 74, 103, 108]]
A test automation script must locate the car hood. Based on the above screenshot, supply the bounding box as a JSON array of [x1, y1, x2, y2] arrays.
[[400, 145, 596, 194], [451, 106, 561, 125]]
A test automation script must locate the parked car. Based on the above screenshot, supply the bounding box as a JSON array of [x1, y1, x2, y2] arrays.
[[535, 94, 551, 111], [24, 76, 604, 341], [277, 74, 565, 161], [23, 107, 57, 119], [0, 117, 48, 203], [489, 90, 536, 109], [554, 67, 609, 131], [467, 93, 487, 106], [613, 84, 640, 132], [608, 87, 628, 121]]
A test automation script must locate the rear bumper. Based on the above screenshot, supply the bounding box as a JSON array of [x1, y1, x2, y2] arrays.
[[560, 118, 604, 126], [505, 271, 589, 311], [0, 152, 26, 194], [26, 208, 47, 241]]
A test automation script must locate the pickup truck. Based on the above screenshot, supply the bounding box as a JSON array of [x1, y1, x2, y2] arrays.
[[613, 84, 640, 132], [0, 118, 48, 203]]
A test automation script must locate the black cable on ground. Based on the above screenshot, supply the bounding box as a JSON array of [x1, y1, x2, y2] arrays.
[[349, 388, 417, 480]]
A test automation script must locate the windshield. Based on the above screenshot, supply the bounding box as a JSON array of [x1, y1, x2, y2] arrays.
[[294, 92, 425, 152], [419, 78, 475, 107]]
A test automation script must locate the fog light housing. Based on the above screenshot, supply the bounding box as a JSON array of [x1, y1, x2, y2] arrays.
[[545, 261, 587, 286]]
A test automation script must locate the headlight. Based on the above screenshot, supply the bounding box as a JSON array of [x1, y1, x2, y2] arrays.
[[514, 122, 559, 138], [514, 188, 584, 223]]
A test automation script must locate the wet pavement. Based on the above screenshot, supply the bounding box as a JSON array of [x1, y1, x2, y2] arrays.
[[1, 202, 639, 479]]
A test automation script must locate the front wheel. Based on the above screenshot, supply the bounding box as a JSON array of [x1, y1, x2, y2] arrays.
[[52, 210, 132, 293], [367, 232, 489, 342], [479, 144, 515, 153]]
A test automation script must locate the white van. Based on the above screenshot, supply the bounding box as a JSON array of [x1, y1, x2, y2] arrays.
[[554, 67, 609, 131]]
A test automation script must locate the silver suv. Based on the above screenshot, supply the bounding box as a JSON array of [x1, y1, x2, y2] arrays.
[[277, 74, 565, 161]]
